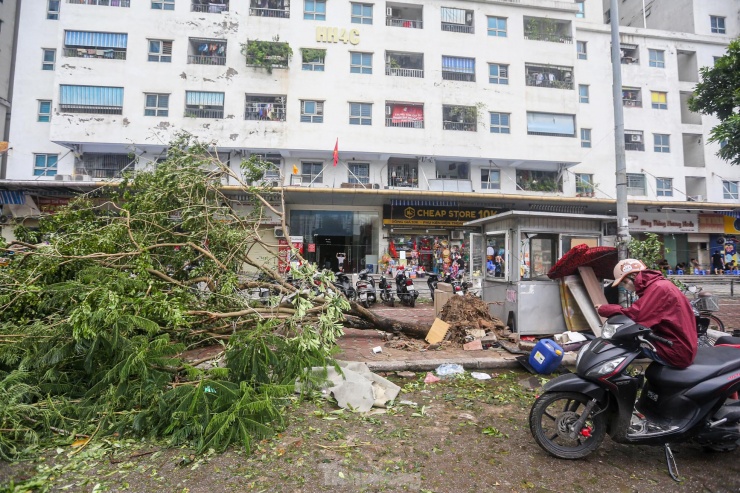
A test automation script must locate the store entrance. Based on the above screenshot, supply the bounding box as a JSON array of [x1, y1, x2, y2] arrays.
[[316, 236, 353, 273]]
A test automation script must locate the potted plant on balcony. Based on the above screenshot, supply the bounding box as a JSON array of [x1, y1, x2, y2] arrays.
[[242, 36, 293, 74]]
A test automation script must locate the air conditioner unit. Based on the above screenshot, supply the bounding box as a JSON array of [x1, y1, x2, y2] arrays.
[[385, 105, 392, 116], [451, 231, 464, 240], [54, 174, 70, 181], [0, 213, 11, 224], [630, 134, 642, 142], [274, 227, 285, 238], [386, 7, 393, 16]]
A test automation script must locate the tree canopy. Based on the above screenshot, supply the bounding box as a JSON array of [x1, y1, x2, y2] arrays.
[[688, 38, 740, 166]]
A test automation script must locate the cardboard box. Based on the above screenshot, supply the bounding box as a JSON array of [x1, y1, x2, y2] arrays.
[[425, 318, 450, 344]]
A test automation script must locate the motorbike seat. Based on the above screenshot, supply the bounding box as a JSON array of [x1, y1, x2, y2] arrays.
[[646, 346, 740, 388]]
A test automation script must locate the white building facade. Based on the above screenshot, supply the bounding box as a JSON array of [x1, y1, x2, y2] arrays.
[[2, 0, 739, 272], [0, 0, 19, 174]]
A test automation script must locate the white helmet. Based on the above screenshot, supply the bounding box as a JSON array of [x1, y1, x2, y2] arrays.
[[611, 259, 647, 287]]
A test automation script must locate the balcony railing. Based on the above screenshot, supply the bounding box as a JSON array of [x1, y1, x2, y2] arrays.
[[385, 66, 424, 78], [188, 55, 226, 65], [524, 32, 572, 44], [441, 23, 474, 34], [184, 108, 224, 119], [525, 76, 573, 89], [75, 168, 125, 179], [623, 99, 642, 107], [191, 2, 228, 12], [245, 102, 286, 121], [66, 0, 130, 6], [249, 7, 289, 18], [442, 71, 475, 82], [385, 118, 424, 129], [625, 142, 645, 151], [386, 18, 423, 29], [388, 177, 419, 188], [59, 104, 122, 115], [443, 121, 476, 131], [64, 48, 126, 60]]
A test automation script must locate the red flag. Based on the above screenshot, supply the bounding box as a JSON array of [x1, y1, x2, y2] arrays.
[[332, 138, 338, 167]]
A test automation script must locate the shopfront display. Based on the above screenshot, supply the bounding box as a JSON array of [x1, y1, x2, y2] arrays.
[[385, 234, 469, 276]]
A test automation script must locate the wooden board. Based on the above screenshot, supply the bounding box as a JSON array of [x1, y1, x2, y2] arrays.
[[577, 266, 608, 324], [425, 318, 450, 344], [560, 278, 591, 332], [563, 275, 602, 336]]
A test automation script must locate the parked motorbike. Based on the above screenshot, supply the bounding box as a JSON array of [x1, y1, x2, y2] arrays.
[[529, 314, 740, 481], [356, 269, 377, 308], [427, 272, 469, 299], [332, 271, 357, 301], [378, 274, 395, 306], [395, 269, 419, 307]]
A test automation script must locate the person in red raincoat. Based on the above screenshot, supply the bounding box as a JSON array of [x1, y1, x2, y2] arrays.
[[597, 259, 697, 369]]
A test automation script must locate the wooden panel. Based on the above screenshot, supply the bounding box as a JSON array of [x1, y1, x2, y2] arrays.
[[560, 278, 591, 331], [577, 266, 608, 323], [563, 275, 602, 336]]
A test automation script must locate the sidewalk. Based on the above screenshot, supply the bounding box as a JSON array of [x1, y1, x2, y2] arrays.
[[334, 296, 740, 372]]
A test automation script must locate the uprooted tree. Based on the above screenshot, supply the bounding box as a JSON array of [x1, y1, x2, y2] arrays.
[[0, 135, 426, 460]]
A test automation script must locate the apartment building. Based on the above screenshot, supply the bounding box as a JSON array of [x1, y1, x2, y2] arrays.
[[2, 0, 739, 272], [0, 0, 19, 176]]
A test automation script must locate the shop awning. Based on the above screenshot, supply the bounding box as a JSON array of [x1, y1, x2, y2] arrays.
[[0, 190, 25, 205]]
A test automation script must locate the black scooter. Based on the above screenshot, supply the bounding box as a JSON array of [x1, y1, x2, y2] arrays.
[[395, 269, 419, 307], [427, 273, 467, 299], [529, 314, 740, 481], [332, 271, 356, 301], [378, 274, 395, 306]]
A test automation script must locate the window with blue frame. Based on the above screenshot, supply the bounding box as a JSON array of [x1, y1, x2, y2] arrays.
[[47, 0, 60, 19], [42, 49, 56, 70], [710, 16, 726, 34], [487, 16, 507, 37], [300, 100, 324, 123], [580, 128, 592, 147], [351, 3, 372, 24], [723, 181, 739, 200], [579, 85, 589, 103], [648, 49, 664, 68], [656, 178, 672, 197], [34, 154, 58, 176], [59, 85, 124, 114], [349, 102, 371, 125], [488, 63, 508, 84], [304, 0, 326, 20], [481, 169, 500, 189], [152, 0, 175, 10], [489, 112, 510, 133], [348, 163, 369, 184], [350, 52, 372, 74], [654, 133, 670, 153], [38, 100, 52, 122]]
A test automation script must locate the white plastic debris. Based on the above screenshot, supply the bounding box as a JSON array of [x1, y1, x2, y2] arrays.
[[470, 372, 492, 380], [435, 363, 465, 376]]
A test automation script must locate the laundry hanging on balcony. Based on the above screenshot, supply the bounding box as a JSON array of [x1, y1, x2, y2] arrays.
[[60, 85, 124, 107], [64, 31, 128, 48]]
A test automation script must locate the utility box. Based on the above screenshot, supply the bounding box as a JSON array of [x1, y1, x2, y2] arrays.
[[434, 282, 454, 317]]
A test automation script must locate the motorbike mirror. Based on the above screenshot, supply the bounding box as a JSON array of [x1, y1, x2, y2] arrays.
[[688, 285, 697, 293]]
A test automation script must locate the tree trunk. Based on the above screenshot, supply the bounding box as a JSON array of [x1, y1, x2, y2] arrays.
[[345, 301, 430, 339]]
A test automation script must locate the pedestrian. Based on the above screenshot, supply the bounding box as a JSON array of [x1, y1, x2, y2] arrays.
[[596, 259, 697, 368], [690, 258, 700, 274], [712, 250, 725, 275]]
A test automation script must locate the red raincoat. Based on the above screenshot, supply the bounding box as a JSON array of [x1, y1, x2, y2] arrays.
[[597, 270, 697, 369]]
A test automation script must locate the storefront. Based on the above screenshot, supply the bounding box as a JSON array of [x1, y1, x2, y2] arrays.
[[627, 211, 698, 269], [381, 200, 504, 276]]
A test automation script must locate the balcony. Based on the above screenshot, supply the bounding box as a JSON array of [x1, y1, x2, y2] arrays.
[[185, 107, 224, 119], [525, 64, 573, 89], [244, 40, 292, 72], [386, 52, 424, 78], [64, 47, 126, 60], [60, 104, 122, 115], [388, 159, 418, 188], [191, 0, 228, 12], [624, 132, 644, 151], [386, 4, 423, 29], [245, 95, 286, 121], [516, 170, 562, 193], [189, 39, 226, 65], [386, 103, 424, 128], [75, 154, 131, 179], [524, 17, 572, 44], [620, 44, 639, 65], [249, 0, 289, 18], [443, 105, 476, 131], [441, 7, 473, 33], [622, 88, 642, 107]]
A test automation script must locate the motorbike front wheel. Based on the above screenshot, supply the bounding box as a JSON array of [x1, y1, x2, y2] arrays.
[[529, 391, 606, 460], [707, 314, 726, 333]]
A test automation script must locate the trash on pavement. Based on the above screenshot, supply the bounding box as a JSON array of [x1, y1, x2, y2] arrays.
[[463, 339, 483, 351], [528, 339, 564, 374], [470, 372, 491, 380], [435, 363, 465, 376], [297, 361, 401, 412], [425, 318, 450, 344], [424, 372, 441, 384], [481, 334, 499, 349], [372, 346, 383, 354], [396, 371, 416, 379]]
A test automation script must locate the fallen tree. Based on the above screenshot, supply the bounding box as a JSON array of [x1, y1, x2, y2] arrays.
[[0, 135, 426, 460]]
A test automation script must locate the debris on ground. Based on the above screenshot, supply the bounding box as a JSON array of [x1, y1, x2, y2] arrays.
[[435, 363, 465, 377], [470, 372, 492, 380], [438, 295, 506, 345], [384, 338, 427, 351], [396, 371, 417, 379], [424, 372, 441, 384]]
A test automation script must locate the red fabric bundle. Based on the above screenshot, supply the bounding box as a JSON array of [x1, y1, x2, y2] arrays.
[[547, 244, 618, 280]]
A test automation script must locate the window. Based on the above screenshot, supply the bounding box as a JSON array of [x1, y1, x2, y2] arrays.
[[487, 16, 506, 37], [60, 85, 124, 114], [648, 49, 664, 68], [144, 93, 169, 116], [42, 49, 56, 70], [442, 56, 475, 82], [64, 31, 128, 60], [485, 233, 507, 280], [578, 85, 589, 103], [488, 63, 508, 84], [302, 161, 323, 184], [580, 128, 591, 148], [626, 173, 646, 195], [527, 112, 576, 137], [651, 91, 667, 109], [489, 112, 510, 134], [723, 181, 739, 200], [349, 102, 372, 125], [575, 1, 585, 18], [152, 0, 175, 10], [481, 169, 500, 190], [38, 100, 52, 122], [244, 95, 286, 121], [625, 131, 644, 150], [34, 154, 59, 177], [350, 52, 372, 74], [575, 173, 593, 194], [710, 16, 726, 34], [302, 48, 325, 71], [622, 87, 641, 107], [351, 3, 372, 24], [656, 178, 673, 197], [441, 7, 474, 34], [348, 163, 369, 184], [300, 100, 324, 123], [184, 91, 224, 118], [654, 134, 670, 153], [148, 40, 172, 62], [443, 105, 477, 131], [577, 41, 587, 60], [47, 0, 60, 19], [304, 0, 325, 20]]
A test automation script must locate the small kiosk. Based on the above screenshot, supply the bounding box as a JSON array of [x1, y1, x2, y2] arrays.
[[465, 211, 616, 335]]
